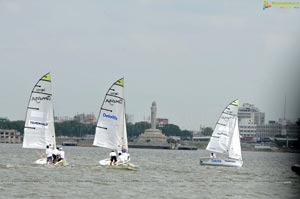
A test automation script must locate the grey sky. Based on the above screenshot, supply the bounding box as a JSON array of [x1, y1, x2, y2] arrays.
[[0, 0, 299, 130]]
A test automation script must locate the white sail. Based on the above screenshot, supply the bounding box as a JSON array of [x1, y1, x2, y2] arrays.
[[228, 118, 242, 160], [93, 78, 127, 151], [206, 99, 239, 154], [23, 73, 56, 149]]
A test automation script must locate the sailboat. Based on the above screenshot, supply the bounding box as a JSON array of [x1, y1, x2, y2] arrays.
[[93, 78, 136, 169], [23, 73, 65, 166], [200, 99, 243, 167]]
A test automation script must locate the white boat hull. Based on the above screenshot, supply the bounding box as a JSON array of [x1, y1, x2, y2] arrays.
[[200, 158, 243, 167], [34, 158, 67, 166], [98, 159, 137, 170], [54, 159, 67, 166], [35, 158, 47, 165]]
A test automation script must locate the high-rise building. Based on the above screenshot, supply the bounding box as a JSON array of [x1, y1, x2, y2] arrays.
[[256, 120, 281, 138], [74, 113, 96, 124], [256, 119, 299, 139], [238, 103, 265, 125], [157, 118, 168, 127], [238, 103, 265, 138], [0, 129, 21, 143]]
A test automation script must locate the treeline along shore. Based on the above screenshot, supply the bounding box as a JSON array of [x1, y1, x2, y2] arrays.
[[0, 119, 196, 140]]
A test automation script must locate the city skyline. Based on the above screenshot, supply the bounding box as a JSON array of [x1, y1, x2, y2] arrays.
[[0, 1, 299, 130]]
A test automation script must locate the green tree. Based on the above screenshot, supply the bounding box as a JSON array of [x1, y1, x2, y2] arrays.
[[159, 124, 193, 139], [201, 127, 213, 136], [0, 119, 24, 134], [55, 121, 95, 137], [127, 121, 150, 138]]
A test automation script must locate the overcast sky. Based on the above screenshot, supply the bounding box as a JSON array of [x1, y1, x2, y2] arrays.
[[0, 0, 299, 130]]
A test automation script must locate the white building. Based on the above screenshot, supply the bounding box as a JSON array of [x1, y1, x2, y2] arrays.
[[239, 118, 257, 138], [256, 119, 299, 139], [0, 129, 21, 143], [238, 103, 265, 138]]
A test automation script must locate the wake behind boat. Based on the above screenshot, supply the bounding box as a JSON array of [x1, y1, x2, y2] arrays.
[[200, 99, 243, 167], [93, 78, 137, 170], [23, 73, 66, 166]]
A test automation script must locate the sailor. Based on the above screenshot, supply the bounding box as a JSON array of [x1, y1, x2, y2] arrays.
[[57, 147, 65, 162], [210, 153, 216, 158], [109, 150, 117, 165], [121, 148, 130, 162], [45, 145, 53, 163], [52, 147, 59, 163], [117, 152, 126, 164], [122, 152, 130, 162]]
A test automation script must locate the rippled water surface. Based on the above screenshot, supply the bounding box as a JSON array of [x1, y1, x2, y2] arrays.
[[1, 144, 299, 199]]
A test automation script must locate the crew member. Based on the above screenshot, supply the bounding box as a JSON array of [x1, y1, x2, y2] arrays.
[[57, 147, 65, 162], [109, 150, 117, 165], [45, 145, 53, 163]]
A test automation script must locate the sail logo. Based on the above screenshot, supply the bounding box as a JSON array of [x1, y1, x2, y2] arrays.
[[30, 120, 48, 127], [103, 113, 118, 120], [221, 115, 233, 122], [35, 88, 46, 92], [263, 1, 272, 9], [31, 96, 51, 103], [105, 98, 122, 105], [263, 1, 300, 10], [109, 92, 119, 96]]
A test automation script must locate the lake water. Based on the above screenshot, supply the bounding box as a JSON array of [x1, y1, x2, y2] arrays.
[[0, 144, 299, 199]]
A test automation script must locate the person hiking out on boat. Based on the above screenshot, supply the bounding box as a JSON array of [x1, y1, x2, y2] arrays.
[[117, 152, 126, 164], [52, 147, 59, 163], [121, 147, 130, 161], [57, 147, 65, 162], [45, 145, 53, 163], [109, 150, 117, 165], [123, 152, 130, 162], [210, 153, 216, 158]]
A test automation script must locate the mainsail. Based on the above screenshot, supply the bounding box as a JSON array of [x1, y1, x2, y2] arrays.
[[206, 99, 240, 158], [93, 78, 128, 151], [23, 73, 56, 149]]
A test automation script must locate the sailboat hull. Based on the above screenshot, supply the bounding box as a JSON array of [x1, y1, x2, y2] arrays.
[[54, 159, 67, 166], [291, 164, 300, 175], [98, 159, 137, 170], [35, 158, 47, 165], [34, 158, 67, 166], [200, 158, 243, 167]]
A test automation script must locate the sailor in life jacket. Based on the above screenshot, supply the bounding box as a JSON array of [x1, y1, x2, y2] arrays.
[[121, 148, 130, 162]]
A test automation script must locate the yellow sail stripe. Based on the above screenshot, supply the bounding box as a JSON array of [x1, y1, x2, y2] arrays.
[[42, 73, 51, 81], [115, 79, 124, 86], [232, 100, 239, 106]]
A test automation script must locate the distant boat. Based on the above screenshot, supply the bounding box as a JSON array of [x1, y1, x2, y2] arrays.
[[22, 73, 65, 166], [291, 164, 300, 176], [200, 99, 243, 167], [93, 78, 136, 170]]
